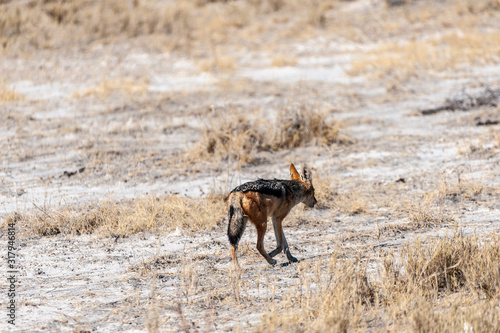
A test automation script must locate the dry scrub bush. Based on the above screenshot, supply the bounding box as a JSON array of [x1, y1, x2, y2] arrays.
[[272, 105, 345, 150], [0, 1, 195, 52], [189, 105, 345, 165], [5, 195, 225, 237], [189, 113, 267, 165], [259, 233, 499, 331]]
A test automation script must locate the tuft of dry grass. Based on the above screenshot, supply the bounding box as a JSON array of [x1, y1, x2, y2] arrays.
[[73, 78, 149, 99], [198, 54, 237, 73], [437, 173, 484, 201], [260, 255, 375, 332], [271, 54, 298, 67], [0, 84, 25, 103], [405, 196, 453, 228], [3, 195, 226, 237], [187, 112, 266, 165], [188, 104, 346, 165], [272, 104, 347, 150]]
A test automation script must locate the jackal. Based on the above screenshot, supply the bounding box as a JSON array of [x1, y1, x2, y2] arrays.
[[227, 163, 317, 266]]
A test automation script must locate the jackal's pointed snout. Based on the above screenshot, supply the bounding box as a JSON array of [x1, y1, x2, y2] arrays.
[[307, 196, 317, 208]]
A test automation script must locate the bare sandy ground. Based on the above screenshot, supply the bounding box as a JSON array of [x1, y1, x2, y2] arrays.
[[1, 1, 500, 332]]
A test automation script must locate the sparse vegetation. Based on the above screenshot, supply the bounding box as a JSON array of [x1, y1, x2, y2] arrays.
[[405, 194, 453, 227], [349, 30, 500, 79], [72, 78, 149, 99], [2, 0, 500, 331], [188, 104, 346, 165], [335, 190, 368, 215], [0, 83, 24, 103], [4, 195, 225, 237], [271, 54, 298, 67], [187, 111, 267, 165], [253, 232, 500, 332], [272, 105, 346, 150]]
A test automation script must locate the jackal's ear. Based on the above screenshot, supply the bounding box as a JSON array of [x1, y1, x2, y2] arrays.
[[290, 163, 301, 180], [302, 164, 312, 182]]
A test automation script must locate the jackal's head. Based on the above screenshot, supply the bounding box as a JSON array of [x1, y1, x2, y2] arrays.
[[290, 163, 317, 208]]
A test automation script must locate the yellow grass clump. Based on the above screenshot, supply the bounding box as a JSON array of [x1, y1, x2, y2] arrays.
[[188, 113, 266, 165], [271, 54, 298, 67], [272, 105, 347, 150], [4, 195, 226, 237], [73, 78, 149, 99], [0, 84, 25, 103], [188, 105, 346, 165]]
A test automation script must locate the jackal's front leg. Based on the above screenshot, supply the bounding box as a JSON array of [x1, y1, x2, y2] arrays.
[[281, 230, 297, 263], [269, 216, 298, 263]]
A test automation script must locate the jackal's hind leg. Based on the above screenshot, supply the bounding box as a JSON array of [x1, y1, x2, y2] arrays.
[[256, 221, 277, 265]]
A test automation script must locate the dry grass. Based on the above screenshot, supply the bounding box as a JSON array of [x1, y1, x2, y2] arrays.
[[3, 194, 226, 237], [187, 111, 267, 165], [272, 104, 346, 150], [405, 194, 453, 227], [0, 0, 197, 53], [0, 84, 24, 103], [72, 78, 149, 99], [437, 173, 484, 200], [198, 54, 237, 73], [393, 172, 485, 228], [312, 173, 337, 209], [187, 104, 346, 165], [2, 0, 499, 61], [349, 29, 500, 79], [334, 190, 368, 215], [271, 54, 298, 67], [257, 233, 500, 331]]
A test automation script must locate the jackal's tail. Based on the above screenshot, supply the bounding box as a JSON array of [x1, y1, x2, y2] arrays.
[[227, 197, 246, 267]]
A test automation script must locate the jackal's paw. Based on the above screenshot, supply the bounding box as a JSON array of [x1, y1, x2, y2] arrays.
[[268, 259, 277, 266], [287, 256, 298, 263], [268, 248, 282, 258]]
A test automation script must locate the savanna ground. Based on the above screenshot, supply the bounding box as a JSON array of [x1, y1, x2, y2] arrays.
[[1, 0, 500, 332]]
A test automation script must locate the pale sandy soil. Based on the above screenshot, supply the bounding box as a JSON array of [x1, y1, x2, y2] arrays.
[[1, 0, 500, 332]]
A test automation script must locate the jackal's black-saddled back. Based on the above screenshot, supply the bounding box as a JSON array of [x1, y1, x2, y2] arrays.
[[230, 179, 285, 198]]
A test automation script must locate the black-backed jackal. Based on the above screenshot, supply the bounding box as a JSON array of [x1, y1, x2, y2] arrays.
[[227, 163, 317, 266]]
